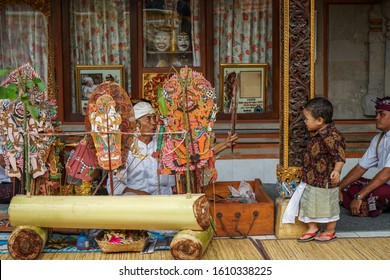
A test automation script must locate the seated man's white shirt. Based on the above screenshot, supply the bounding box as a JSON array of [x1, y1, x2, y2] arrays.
[[359, 131, 390, 184], [108, 136, 174, 195]]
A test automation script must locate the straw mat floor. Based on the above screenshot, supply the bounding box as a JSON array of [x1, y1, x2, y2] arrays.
[[0, 238, 263, 260], [3, 235, 389, 260], [253, 237, 390, 260]]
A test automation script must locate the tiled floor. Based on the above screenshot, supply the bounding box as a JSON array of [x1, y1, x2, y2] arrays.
[[250, 230, 390, 240]]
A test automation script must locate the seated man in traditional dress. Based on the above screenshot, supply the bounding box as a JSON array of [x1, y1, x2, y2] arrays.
[[107, 100, 239, 196], [107, 101, 176, 195], [339, 96, 390, 217]]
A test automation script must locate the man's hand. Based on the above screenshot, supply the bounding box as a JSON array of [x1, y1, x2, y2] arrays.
[[350, 198, 363, 216], [338, 187, 344, 203], [225, 133, 238, 148], [213, 133, 239, 154]]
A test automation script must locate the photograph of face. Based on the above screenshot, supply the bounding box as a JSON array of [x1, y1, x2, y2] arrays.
[[154, 31, 170, 51], [81, 74, 102, 100], [76, 65, 124, 114], [177, 32, 190, 51]]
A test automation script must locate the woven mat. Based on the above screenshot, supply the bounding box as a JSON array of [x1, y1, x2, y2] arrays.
[[0, 233, 101, 254], [0, 237, 263, 260], [254, 237, 390, 260], [0, 230, 175, 257]]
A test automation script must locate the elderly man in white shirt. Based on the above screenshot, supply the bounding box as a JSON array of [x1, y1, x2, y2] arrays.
[[339, 96, 390, 217], [107, 101, 175, 195]]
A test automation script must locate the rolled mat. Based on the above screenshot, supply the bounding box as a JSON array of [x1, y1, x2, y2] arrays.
[[9, 194, 210, 231], [7, 226, 48, 260], [170, 225, 213, 260]]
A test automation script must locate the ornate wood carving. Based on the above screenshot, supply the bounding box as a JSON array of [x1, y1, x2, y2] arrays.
[[278, 0, 314, 196], [288, 0, 311, 167]]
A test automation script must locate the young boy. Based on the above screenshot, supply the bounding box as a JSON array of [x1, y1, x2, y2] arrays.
[[285, 97, 346, 242]]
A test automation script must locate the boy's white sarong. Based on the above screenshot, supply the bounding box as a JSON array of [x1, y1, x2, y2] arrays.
[[282, 182, 307, 223]]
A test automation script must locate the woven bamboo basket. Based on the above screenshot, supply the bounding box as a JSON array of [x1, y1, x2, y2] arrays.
[[95, 230, 147, 253]]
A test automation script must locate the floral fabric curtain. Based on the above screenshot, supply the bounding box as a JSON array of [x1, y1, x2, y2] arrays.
[[213, 0, 273, 110], [0, 4, 47, 83], [190, 0, 201, 66], [70, 0, 131, 113]]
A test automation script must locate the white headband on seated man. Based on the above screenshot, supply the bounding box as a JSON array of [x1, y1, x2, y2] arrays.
[[133, 102, 155, 120]]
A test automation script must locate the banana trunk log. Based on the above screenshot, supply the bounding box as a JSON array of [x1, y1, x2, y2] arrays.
[[7, 225, 48, 260], [9, 194, 210, 231], [170, 224, 214, 260]]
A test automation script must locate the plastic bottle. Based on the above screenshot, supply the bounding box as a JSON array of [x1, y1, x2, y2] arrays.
[[76, 230, 89, 250]]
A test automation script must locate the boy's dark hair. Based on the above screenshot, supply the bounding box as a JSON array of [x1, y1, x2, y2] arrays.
[[304, 97, 333, 124]]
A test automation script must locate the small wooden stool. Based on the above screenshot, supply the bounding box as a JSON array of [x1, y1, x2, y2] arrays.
[[274, 196, 307, 239]]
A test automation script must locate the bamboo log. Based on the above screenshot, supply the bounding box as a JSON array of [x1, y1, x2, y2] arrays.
[[9, 194, 210, 230], [7, 225, 48, 260], [170, 224, 214, 260]]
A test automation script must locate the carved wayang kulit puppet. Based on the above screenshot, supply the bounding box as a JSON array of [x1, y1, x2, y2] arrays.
[[86, 81, 135, 172], [159, 66, 219, 193], [0, 64, 58, 181]]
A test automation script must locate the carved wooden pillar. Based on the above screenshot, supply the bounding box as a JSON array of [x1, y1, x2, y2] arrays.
[[277, 0, 315, 197]]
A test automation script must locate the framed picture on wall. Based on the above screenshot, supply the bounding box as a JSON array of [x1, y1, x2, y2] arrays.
[[75, 65, 125, 114], [220, 63, 268, 114]]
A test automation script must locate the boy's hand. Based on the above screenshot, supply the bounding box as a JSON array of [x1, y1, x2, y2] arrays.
[[330, 170, 340, 184]]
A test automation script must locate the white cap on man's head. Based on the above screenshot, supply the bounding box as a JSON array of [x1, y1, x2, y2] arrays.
[[133, 102, 155, 119]]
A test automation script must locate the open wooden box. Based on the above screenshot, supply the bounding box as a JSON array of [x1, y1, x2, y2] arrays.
[[204, 178, 274, 237]]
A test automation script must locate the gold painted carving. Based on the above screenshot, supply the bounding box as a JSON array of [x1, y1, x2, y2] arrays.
[[282, 0, 290, 169], [276, 164, 302, 184], [276, 164, 302, 198], [142, 72, 170, 116], [310, 0, 315, 99]]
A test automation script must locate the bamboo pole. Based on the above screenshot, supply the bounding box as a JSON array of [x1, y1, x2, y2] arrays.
[[180, 70, 192, 196], [7, 225, 48, 260], [170, 224, 214, 260], [9, 194, 210, 230]]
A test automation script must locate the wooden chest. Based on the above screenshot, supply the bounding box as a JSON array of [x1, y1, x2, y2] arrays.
[[205, 179, 274, 237]]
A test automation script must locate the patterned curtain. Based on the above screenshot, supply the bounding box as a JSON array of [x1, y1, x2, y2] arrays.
[[213, 0, 273, 110], [0, 4, 47, 83], [190, 0, 201, 66], [70, 0, 131, 113]]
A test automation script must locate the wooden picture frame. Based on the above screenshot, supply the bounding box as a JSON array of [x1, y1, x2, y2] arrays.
[[220, 63, 268, 114], [75, 65, 125, 115]]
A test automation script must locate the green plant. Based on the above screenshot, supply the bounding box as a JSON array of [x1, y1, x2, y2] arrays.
[[0, 67, 46, 120]]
